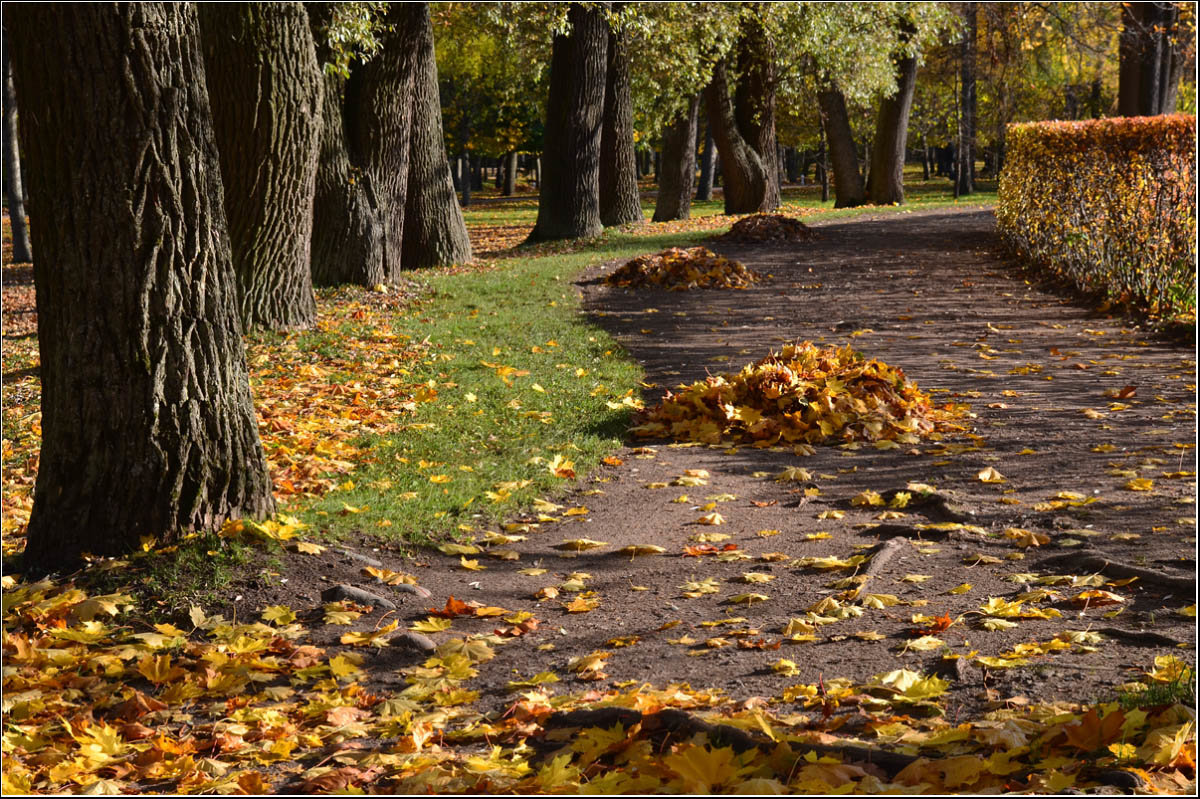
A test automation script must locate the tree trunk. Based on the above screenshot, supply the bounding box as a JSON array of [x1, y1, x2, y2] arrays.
[[1119, 2, 1186, 116], [957, 6, 976, 194], [599, 7, 642, 227], [818, 131, 829, 203], [528, 2, 608, 242], [652, 95, 699, 222], [696, 120, 715, 201], [345, 4, 418, 282], [2, 47, 32, 263], [400, 3, 471, 269], [199, 3, 320, 331], [817, 87, 864, 208], [306, 3, 385, 287], [459, 154, 471, 206], [9, 3, 274, 569], [705, 60, 770, 214], [503, 150, 518, 195], [785, 147, 800, 183], [865, 25, 918, 207], [733, 15, 780, 210]]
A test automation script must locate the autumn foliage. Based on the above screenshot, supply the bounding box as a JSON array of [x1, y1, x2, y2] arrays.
[[632, 342, 959, 446], [604, 246, 760, 290], [996, 115, 1196, 316], [715, 213, 816, 243]]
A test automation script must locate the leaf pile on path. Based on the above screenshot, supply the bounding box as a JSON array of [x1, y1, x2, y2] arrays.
[[604, 246, 760, 291], [4, 559, 1196, 794], [714, 213, 817, 243], [633, 341, 962, 446]]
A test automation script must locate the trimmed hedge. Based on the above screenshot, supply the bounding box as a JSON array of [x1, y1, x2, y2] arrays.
[[996, 115, 1196, 316]]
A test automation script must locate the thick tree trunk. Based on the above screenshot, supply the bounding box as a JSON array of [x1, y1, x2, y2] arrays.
[[599, 8, 642, 227], [734, 15, 780, 210], [528, 2, 608, 242], [9, 3, 274, 569], [1119, 2, 1185, 116], [705, 61, 770, 214], [199, 3, 321, 331], [817, 87, 864, 208], [652, 95, 699, 222], [400, 3, 471, 269], [307, 3, 385, 287], [696, 120, 715, 201], [345, 4, 418, 281], [2, 48, 32, 263], [503, 150, 518, 195], [866, 25, 919, 205], [957, 6, 976, 195]]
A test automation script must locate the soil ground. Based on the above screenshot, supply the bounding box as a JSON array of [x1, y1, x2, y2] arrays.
[[230, 206, 1196, 720]]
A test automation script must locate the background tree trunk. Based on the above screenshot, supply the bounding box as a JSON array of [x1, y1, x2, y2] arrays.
[[307, 2, 385, 287], [705, 60, 769, 214], [345, 4, 419, 281], [599, 6, 643, 227], [199, 2, 321, 330], [957, 5, 976, 194], [400, 3, 471, 269], [9, 3, 274, 568], [818, 87, 864, 208], [1119, 2, 1186, 116], [733, 14, 780, 210], [503, 150, 518, 195], [866, 24, 919, 205], [2, 46, 32, 263], [652, 95, 699, 222], [528, 2, 608, 242], [696, 119, 715, 201]]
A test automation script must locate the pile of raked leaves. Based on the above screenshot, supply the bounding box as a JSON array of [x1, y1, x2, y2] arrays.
[[715, 213, 816, 243], [632, 341, 960, 446], [604, 246, 760, 290]]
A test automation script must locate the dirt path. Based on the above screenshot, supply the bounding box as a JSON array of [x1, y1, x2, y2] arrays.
[[254, 207, 1196, 720]]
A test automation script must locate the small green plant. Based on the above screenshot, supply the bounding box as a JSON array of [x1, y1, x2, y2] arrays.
[[1118, 666, 1196, 710]]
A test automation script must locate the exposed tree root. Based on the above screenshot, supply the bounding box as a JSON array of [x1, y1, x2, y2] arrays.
[[1036, 549, 1194, 594], [540, 706, 923, 774]]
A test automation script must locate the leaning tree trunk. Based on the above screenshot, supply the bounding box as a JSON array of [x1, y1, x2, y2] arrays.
[[652, 95, 700, 222], [8, 3, 274, 569], [705, 60, 769, 214], [345, 3, 419, 281], [866, 26, 919, 205], [957, 4, 976, 196], [528, 2, 609, 242], [817, 86, 864, 208], [199, 2, 321, 330], [2, 48, 32, 264], [400, 3, 471, 269], [598, 8, 643, 227], [696, 119, 715, 201], [734, 15, 780, 211], [307, 2, 385, 287]]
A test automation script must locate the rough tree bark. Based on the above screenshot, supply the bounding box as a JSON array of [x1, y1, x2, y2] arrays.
[[652, 95, 699, 222], [345, 3, 419, 281], [696, 119, 715, 201], [866, 21, 919, 205], [199, 2, 321, 330], [734, 14, 780, 210], [3, 48, 32, 264], [400, 2, 472, 269], [8, 3, 274, 569], [705, 60, 770, 214], [817, 86, 865, 208], [307, 3, 385, 287], [599, 6, 643, 227], [957, 5, 976, 195], [528, 2, 609, 242]]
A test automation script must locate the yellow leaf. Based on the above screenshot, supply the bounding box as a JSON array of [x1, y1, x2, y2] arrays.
[[695, 512, 725, 525], [1123, 478, 1154, 491], [617, 544, 666, 557], [977, 467, 1006, 483], [459, 556, 485, 571], [292, 541, 325, 555], [555, 538, 608, 551], [411, 616, 452, 633], [727, 593, 769, 604], [429, 474, 451, 484], [340, 620, 399, 647], [851, 490, 884, 507]]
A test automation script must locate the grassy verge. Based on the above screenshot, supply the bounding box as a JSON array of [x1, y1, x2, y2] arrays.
[[278, 228, 719, 549]]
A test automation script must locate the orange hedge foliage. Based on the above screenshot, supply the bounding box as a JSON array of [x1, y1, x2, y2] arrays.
[[996, 115, 1196, 316]]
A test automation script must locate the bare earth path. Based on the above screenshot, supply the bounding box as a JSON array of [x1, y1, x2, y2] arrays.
[[266, 207, 1196, 723]]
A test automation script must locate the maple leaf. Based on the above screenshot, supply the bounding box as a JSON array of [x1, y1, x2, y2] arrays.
[[1063, 707, 1127, 751], [555, 538, 608, 551], [664, 744, 742, 792], [428, 596, 474, 618], [340, 620, 398, 647], [617, 544, 666, 557]]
